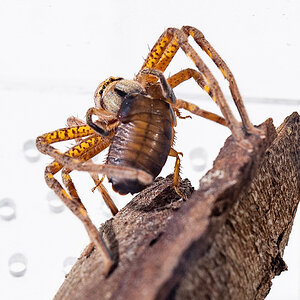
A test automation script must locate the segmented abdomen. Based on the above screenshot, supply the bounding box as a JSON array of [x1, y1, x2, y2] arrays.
[[107, 94, 175, 195]]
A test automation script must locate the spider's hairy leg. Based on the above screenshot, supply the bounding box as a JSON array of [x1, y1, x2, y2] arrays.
[[137, 28, 179, 83], [36, 125, 95, 161], [44, 135, 115, 275], [167, 68, 226, 125], [168, 68, 215, 101], [182, 26, 262, 136], [169, 148, 187, 200]]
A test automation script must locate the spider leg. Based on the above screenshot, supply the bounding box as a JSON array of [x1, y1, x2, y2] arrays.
[[166, 68, 226, 125], [66, 117, 119, 216], [36, 125, 96, 161], [169, 148, 187, 200], [181, 26, 262, 136], [174, 99, 227, 126], [171, 28, 245, 141], [138, 27, 256, 143], [137, 28, 179, 83], [44, 135, 114, 275], [168, 68, 215, 100]]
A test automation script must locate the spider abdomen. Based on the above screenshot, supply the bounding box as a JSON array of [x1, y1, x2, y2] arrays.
[[107, 93, 175, 195]]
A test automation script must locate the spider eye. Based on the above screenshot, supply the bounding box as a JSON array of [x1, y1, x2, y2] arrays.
[[95, 77, 123, 99]]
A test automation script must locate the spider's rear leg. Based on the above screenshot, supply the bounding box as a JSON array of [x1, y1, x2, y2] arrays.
[[167, 68, 227, 126], [182, 26, 263, 137], [174, 99, 227, 126]]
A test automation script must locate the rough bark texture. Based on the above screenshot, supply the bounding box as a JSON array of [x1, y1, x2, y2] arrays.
[[54, 112, 300, 300]]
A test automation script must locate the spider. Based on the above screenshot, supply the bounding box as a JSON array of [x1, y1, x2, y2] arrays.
[[36, 26, 261, 275]]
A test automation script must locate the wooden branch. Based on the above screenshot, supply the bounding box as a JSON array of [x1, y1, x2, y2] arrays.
[[54, 112, 300, 300]]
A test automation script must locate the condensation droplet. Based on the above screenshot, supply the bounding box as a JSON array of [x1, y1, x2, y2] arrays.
[[189, 147, 208, 172], [47, 191, 65, 213], [23, 139, 40, 162], [0, 198, 16, 221], [62, 256, 77, 274], [8, 253, 27, 277]]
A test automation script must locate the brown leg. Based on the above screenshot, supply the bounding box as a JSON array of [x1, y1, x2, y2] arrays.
[[169, 148, 187, 200], [172, 28, 245, 141], [181, 26, 262, 136]]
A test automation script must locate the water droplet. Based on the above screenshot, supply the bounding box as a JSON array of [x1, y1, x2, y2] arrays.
[[23, 139, 40, 162], [189, 147, 208, 172], [8, 253, 27, 277], [0, 198, 16, 221], [47, 191, 65, 213], [62, 256, 77, 274]]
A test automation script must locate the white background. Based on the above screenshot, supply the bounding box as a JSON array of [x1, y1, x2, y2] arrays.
[[0, 0, 299, 299]]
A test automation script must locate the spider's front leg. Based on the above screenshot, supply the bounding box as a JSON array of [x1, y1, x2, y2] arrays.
[[39, 132, 115, 275]]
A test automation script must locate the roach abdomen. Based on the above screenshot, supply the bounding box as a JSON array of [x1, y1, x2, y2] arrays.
[[107, 94, 175, 195]]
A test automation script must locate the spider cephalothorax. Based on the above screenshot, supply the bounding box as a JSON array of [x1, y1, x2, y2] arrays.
[[36, 26, 262, 275]]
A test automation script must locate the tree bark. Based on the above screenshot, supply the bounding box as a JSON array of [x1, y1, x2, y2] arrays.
[[54, 112, 300, 300]]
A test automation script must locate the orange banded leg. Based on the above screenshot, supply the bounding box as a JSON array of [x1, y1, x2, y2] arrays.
[[174, 99, 227, 126], [168, 68, 216, 101], [167, 68, 227, 125], [181, 26, 261, 136], [36, 125, 95, 163], [137, 28, 179, 83], [169, 148, 187, 200]]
